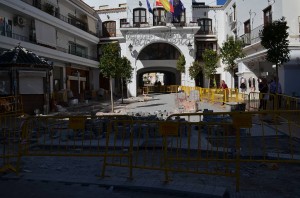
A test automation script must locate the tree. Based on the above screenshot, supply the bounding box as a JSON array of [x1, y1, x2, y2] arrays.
[[99, 43, 133, 112], [176, 54, 186, 73], [260, 17, 290, 93], [189, 61, 202, 82], [220, 36, 245, 88], [119, 57, 133, 104], [202, 49, 220, 88]]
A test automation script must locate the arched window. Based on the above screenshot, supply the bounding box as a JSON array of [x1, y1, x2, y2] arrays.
[[138, 43, 180, 60], [197, 18, 212, 34], [133, 8, 147, 27], [153, 8, 166, 26], [102, 21, 116, 37]]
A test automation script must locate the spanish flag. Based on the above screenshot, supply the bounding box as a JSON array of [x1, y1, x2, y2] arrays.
[[157, 0, 174, 13], [156, 0, 162, 6]]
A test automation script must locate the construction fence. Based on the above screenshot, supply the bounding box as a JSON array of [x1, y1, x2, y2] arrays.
[[1, 110, 300, 191], [141, 85, 300, 111]]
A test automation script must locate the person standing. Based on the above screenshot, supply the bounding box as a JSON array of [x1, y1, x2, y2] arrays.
[[269, 77, 282, 109], [259, 78, 269, 110], [220, 80, 229, 105]]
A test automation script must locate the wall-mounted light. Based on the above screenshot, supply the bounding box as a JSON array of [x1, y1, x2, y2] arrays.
[[107, 15, 110, 19], [187, 41, 193, 53], [139, 1, 142, 6], [128, 43, 133, 52]]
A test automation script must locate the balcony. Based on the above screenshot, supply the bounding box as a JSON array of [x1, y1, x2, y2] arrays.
[[0, 30, 98, 61], [240, 24, 264, 46], [119, 17, 205, 29], [241, 33, 251, 45], [22, 0, 97, 37]]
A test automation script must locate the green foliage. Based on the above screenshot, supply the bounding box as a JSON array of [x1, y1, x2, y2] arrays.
[[260, 17, 290, 67], [220, 36, 245, 73], [119, 56, 134, 83], [202, 49, 219, 78], [99, 43, 120, 78], [176, 54, 186, 73], [189, 61, 202, 80]]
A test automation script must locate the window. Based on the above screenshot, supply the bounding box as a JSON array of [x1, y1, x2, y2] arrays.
[[133, 8, 146, 27], [102, 21, 116, 37], [197, 18, 212, 34], [233, 4, 236, 21], [138, 43, 180, 60], [0, 17, 12, 38], [244, 20, 251, 33], [69, 42, 87, 58], [263, 6, 272, 26], [242, 20, 251, 45], [196, 41, 216, 61], [172, 9, 186, 24], [153, 8, 166, 26], [120, 18, 127, 28]]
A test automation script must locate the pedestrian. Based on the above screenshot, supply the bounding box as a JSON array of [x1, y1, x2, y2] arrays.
[[220, 80, 229, 105], [269, 77, 282, 109], [259, 78, 269, 110]]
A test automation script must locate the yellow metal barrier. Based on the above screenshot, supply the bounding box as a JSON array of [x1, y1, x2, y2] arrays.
[[0, 95, 23, 115], [166, 111, 300, 191], [5, 110, 300, 192], [0, 114, 25, 173]]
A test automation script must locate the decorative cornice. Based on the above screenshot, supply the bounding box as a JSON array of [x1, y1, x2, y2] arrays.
[[96, 7, 126, 14]]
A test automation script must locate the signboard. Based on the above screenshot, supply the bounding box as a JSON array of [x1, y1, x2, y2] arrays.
[[232, 114, 252, 128], [68, 117, 86, 130], [159, 122, 179, 136]]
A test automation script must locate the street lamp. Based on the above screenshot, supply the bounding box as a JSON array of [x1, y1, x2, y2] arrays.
[[187, 41, 193, 53], [128, 43, 133, 52]]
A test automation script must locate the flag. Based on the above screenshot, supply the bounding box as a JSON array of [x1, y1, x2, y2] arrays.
[[156, 0, 162, 6], [159, 0, 174, 13], [146, 0, 153, 14], [173, 0, 185, 18]]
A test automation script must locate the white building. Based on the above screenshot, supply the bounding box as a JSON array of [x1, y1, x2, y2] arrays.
[[94, 0, 300, 97], [0, 0, 100, 109], [1, 0, 299, 107]]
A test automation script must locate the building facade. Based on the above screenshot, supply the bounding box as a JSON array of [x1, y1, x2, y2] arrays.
[[93, 0, 300, 97], [0, 0, 101, 112], [1, 0, 300, 107]]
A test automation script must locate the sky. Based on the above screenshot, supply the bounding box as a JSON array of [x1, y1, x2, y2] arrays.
[[217, 0, 227, 5]]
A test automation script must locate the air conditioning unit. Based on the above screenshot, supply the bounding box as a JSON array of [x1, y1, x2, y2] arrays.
[[14, 16, 26, 26]]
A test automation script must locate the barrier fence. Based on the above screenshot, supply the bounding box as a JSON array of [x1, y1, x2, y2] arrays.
[[0, 95, 23, 115], [141, 85, 300, 112], [1, 110, 300, 192], [248, 92, 300, 111]]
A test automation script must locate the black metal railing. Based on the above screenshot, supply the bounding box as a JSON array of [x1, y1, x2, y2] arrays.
[[240, 24, 264, 46], [21, 0, 97, 37], [0, 31, 98, 61], [119, 17, 214, 29]]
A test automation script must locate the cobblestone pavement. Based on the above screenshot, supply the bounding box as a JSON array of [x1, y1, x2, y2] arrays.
[[2, 93, 300, 198]]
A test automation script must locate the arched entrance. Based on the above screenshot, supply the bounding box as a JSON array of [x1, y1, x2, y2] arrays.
[[135, 42, 182, 94]]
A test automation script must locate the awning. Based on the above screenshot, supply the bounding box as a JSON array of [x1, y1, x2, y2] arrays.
[[35, 19, 56, 48], [237, 50, 267, 63], [87, 16, 97, 34]]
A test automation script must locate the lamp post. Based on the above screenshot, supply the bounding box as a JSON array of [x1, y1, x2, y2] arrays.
[[187, 41, 193, 54], [128, 43, 133, 52]]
